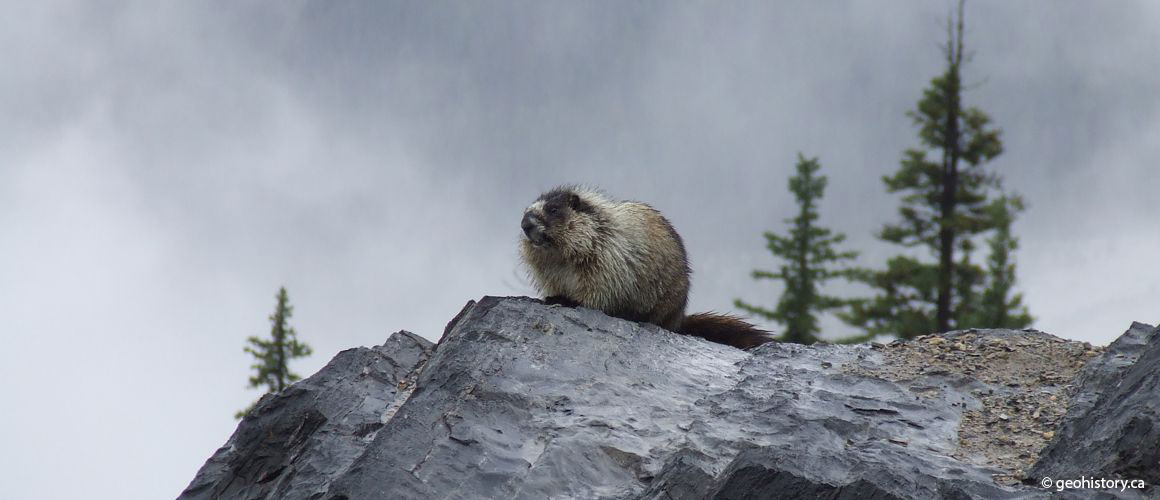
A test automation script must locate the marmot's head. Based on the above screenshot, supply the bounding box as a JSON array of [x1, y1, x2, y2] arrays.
[[520, 186, 605, 260]]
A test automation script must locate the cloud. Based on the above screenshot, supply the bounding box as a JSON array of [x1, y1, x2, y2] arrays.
[[1, 2, 1157, 498]]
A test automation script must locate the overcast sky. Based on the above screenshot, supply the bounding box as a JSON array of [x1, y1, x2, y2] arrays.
[[2, 1, 1157, 498]]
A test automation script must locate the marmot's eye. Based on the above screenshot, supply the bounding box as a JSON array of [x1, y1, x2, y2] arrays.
[[547, 206, 559, 215]]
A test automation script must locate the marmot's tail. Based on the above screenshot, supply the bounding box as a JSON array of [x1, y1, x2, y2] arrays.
[[678, 312, 775, 350]]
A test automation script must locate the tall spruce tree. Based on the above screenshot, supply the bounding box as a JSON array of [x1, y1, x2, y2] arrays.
[[236, 286, 313, 419], [845, 0, 1018, 339], [735, 154, 859, 344]]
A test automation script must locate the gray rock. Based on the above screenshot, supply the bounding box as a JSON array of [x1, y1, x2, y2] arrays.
[[179, 331, 434, 500], [1029, 322, 1159, 490], [180, 297, 1158, 499]]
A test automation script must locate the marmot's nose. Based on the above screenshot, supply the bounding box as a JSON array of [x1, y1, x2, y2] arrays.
[[521, 212, 538, 236]]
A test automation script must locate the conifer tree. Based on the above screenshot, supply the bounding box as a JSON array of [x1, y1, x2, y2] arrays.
[[844, 0, 1026, 339], [952, 238, 985, 327], [973, 195, 1033, 328], [236, 287, 313, 419], [735, 154, 860, 344]]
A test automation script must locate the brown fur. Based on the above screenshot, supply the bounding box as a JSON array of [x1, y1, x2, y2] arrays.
[[519, 186, 774, 350]]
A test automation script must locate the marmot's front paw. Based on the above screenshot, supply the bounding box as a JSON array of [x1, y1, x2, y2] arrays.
[[544, 295, 580, 307]]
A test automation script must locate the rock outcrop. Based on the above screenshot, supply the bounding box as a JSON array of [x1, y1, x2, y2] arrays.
[[180, 331, 434, 499], [1029, 321, 1159, 487], [180, 297, 1159, 499]]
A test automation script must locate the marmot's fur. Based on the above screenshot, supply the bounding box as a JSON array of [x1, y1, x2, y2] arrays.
[[519, 186, 773, 349]]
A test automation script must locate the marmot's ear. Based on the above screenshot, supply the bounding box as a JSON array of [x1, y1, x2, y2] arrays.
[[569, 193, 581, 208]]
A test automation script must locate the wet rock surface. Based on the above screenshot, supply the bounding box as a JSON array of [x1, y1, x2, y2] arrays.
[[179, 331, 434, 500], [181, 297, 1158, 499]]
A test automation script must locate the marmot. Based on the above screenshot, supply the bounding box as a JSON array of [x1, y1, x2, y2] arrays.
[[519, 186, 773, 349]]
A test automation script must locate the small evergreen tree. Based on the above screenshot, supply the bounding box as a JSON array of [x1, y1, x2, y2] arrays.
[[735, 154, 860, 344], [236, 287, 312, 419], [973, 195, 1033, 328], [952, 238, 985, 327]]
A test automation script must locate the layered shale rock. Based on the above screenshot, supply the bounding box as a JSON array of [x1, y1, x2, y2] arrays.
[[180, 297, 1158, 499]]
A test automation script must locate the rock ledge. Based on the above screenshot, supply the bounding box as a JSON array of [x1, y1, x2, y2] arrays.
[[180, 297, 1159, 499]]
